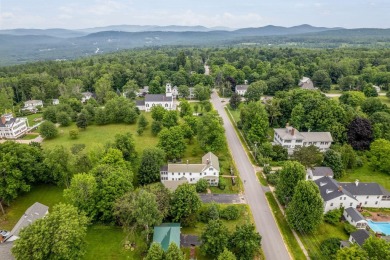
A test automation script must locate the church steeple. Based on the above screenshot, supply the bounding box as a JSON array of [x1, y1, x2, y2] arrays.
[[165, 83, 172, 97]]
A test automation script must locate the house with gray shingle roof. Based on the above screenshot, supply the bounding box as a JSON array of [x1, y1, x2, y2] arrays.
[[314, 176, 359, 213], [273, 124, 333, 154], [343, 207, 367, 229], [299, 77, 316, 90], [349, 229, 370, 246], [306, 167, 334, 181], [160, 152, 220, 190], [314, 177, 390, 212]]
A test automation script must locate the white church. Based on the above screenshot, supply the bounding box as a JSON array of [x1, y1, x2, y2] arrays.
[[136, 83, 175, 112]]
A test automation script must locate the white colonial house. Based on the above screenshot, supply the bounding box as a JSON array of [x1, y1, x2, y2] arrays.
[[0, 113, 29, 139], [306, 167, 334, 181], [343, 207, 367, 229], [160, 152, 220, 190], [23, 100, 43, 112], [273, 124, 333, 154], [81, 92, 94, 103], [136, 83, 175, 112], [315, 177, 390, 213], [235, 85, 249, 96], [299, 77, 316, 90]]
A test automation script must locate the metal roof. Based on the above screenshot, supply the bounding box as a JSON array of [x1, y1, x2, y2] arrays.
[[345, 207, 365, 222], [153, 223, 181, 251], [301, 132, 333, 142]]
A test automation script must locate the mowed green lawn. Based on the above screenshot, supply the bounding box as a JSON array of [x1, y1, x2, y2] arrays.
[[379, 95, 390, 107], [0, 185, 66, 230], [26, 113, 43, 127], [339, 164, 390, 190], [42, 113, 157, 155]]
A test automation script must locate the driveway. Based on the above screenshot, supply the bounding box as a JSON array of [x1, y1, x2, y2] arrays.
[[180, 234, 201, 247], [210, 91, 291, 260], [199, 194, 245, 204]]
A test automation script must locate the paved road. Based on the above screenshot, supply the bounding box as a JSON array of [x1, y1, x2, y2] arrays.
[[211, 91, 291, 260]]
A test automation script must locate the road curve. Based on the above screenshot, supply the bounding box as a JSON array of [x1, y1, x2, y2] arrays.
[[211, 91, 291, 260]]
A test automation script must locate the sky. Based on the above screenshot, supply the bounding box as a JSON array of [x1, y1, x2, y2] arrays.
[[0, 0, 389, 30]]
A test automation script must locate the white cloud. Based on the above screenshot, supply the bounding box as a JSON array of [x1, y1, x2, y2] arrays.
[[87, 0, 127, 15]]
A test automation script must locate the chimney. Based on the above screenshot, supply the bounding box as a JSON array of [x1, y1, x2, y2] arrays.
[[207, 159, 209, 165], [338, 186, 342, 192], [355, 179, 359, 187], [1, 116, 5, 125], [286, 122, 289, 128], [291, 128, 295, 136]]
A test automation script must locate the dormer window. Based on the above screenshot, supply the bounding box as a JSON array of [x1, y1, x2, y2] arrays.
[[320, 182, 327, 186], [326, 189, 333, 194]]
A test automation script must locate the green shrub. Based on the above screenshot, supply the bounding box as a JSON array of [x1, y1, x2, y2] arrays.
[[218, 178, 227, 190], [198, 203, 220, 223], [344, 223, 357, 234], [220, 205, 240, 220], [69, 129, 79, 139], [324, 209, 342, 225], [263, 165, 272, 175], [320, 237, 341, 259], [196, 179, 209, 193], [266, 172, 279, 186]]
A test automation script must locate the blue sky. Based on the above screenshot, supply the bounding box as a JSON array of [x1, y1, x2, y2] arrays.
[[0, 0, 389, 29]]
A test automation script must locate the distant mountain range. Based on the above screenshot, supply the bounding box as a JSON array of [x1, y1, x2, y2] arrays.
[[0, 24, 389, 66]]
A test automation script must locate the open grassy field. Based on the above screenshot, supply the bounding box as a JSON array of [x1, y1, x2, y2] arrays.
[[26, 113, 43, 126], [84, 224, 145, 260], [0, 185, 66, 230], [339, 164, 390, 190], [298, 222, 348, 259], [379, 95, 390, 107]]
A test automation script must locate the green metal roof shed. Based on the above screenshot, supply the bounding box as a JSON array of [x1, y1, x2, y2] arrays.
[[152, 223, 181, 251]]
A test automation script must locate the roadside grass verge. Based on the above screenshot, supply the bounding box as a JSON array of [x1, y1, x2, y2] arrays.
[[265, 192, 306, 260], [256, 172, 268, 186]]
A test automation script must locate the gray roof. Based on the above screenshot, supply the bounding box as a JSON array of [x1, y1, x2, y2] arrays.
[[301, 132, 333, 142], [274, 128, 305, 141], [145, 94, 172, 102], [236, 85, 249, 91], [0, 118, 16, 128], [340, 182, 390, 196], [345, 207, 365, 222], [202, 152, 220, 171], [350, 229, 370, 246], [81, 91, 93, 96], [24, 100, 42, 105], [135, 100, 145, 106], [340, 240, 351, 248], [163, 152, 219, 174], [312, 167, 334, 177], [299, 77, 316, 90], [9, 202, 48, 238], [162, 180, 188, 191], [314, 176, 357, 202]]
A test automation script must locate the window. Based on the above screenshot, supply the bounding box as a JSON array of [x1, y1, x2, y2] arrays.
[[377, 196, 380, 199], [200, 173, 202, 176], [183, 173, 185, 176], [209, 168, 213, 171], [344, 197, 346, 200], [350, 203, 353, 206], [172, 173, 174, 176], [330, 203, 334, 206], [284, 140, 291, 143], [375, 201, 378, 205], [146, 104, 149, 107], [340, 197, 343, 200], [365, 201, 368, 205], [178, 173, 180, 175], [190, 173, 192, 175], [366, 196, 369, 199], [340, 203, 343, 207]]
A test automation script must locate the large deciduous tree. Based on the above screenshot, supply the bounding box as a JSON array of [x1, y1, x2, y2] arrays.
[[12, 203, 89, 260], [347, 117, 373, 150], [138, 148, 166, 185], [229, 224, 261, 260], [197, 111, 226, 152], [336, 245, 368, 260], [292, 145, 324, 169], [312, 70, 332, 92], [39, 121, 58, 139], [322, 149, 344, 179], [244, 80, 267, 102], [286, 180, 324, 233], [276, 161, 306, 205], [63, 173, 97, 218], [229, 92, 241, 110], [370, 139, 390, 174], [143, 183, 171, 219], [179, 99, 193, 117], [112, 132, 137, 164], [339, 91, 366, 107], [240, 101, 269, 145], [158, 126, 186, 160], [165, 243, 185, 260], [170, 183, 201, 224], [200, 220, 230, 257], [362, 236, 390, 260], [162, 110, 179, 128]]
